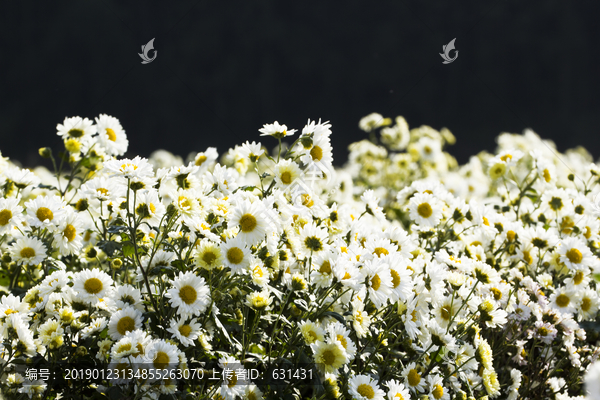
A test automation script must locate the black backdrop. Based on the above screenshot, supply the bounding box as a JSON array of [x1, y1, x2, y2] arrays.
[[1, 1, 599, 167]]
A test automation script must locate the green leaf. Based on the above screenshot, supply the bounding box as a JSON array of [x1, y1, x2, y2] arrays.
[[320, 311, 347, 327], [122, 241, 135, 258], [97, 240, 121, 257], [107, 225, 127, 234]]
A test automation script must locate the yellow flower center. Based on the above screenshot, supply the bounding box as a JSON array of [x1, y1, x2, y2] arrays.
[[227, 247, 244, 264], [543, 168, 551, 182], [195, 155, 207, 166], [281, 171, 293, 185], [36, 207, 54, 222], [65, 139, 82, 153], [417, 203, 432, 218], [390, 269, 400, 288], [573, 271, 585, 286], [117, 316, 136, 335], [523, 250, 532, 265], [407, 369, 421, 387], [373, 247, 389, 257], [84, 277, 103, 294], [178, 196, 191, 210], [68, 128, 84, 138], [310, 145, 323, 161], [566, 248, 582, 264], [179, 285, 197, 305], [343, 272, 351, 280], [307, 330, 317, 342], [507, 230, 516, 242], [371, 274, 381, 291], [240, 214, 257, 232], [357, 383, 375, 399], [106, 128, 117, 141], [116, 343, 132, 353], [581, 297, 591, 312], [336, 334, 347, 349], [432, 384, 444, 399], [154, 351, 170, 369], [63, 224, 77, 242], [20, 247, 36, 259], [441, 305, 451, 321], [179, 324, 192, 337], [319, 261, 332, 274], [202, 251, 217, 266], [0, 209, 12, 226], [556, 294, 570, 308], [500, 154, 512, 162], [491, 287, 502, 300], [225, 372, 238, 388], [321, 350, 336, 365]]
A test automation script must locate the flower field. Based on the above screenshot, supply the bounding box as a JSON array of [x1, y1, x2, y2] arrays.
[[0, 113, 599, 399]]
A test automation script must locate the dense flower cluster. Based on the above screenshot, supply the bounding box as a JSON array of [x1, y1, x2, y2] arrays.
[[0, 113, 599, 399]]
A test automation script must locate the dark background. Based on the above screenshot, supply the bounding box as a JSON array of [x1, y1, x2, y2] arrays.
[[1, 1, 599, 167]]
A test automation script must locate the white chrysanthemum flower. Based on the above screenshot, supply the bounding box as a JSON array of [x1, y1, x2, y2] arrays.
[[80, 317, 108, 340], [585, 361, 600, 400], [166, 317, 201, 347], [193, 147, 218, 168], [327, 321, 356, 361], [5, 167, 41, 189], [72, 269, 113, 304], [558, 237, 596, 271], [312, 340, 347, 375], [18, 380, 47, 398], [300, 136, 333, 170], [131, 188, 165, 227], [108, 307, 143, 340], [217, 236, 251, 275], [165, 271, 211, 317], [0, 293, 29, 318], [549, 286, 580, 315], [259, 121, 297, 139], [53, 210, 83, 256], [351, 300, 371, 339], [111, 284, 143, 312], [245, 289, 273, 311], [274, 159, 301, 188], [228, 199, 268, 246], [348, 374, 385, 400], [408, 192, 443, 228], [25, 195, 66, 229], [364, 259, 393, 308], [401, 362, 426, 393], [577, 288, 600, 321], [385, 379, 410, 400], [80, 176, 123, 202], [426, 374, 449, 400], [95, 114, 129, 156], [103, 156, 154, 179], [300, 320, 326, 346], [359, 113, 388, 132], [298, 222, 329, 258], [145, 340, 180, 370], [0, 197, 24, 235], [10, 236, 47, 266], [57, 116, 96, 140], [482, 368, 501, 398], [194, 239, 223, 270]]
